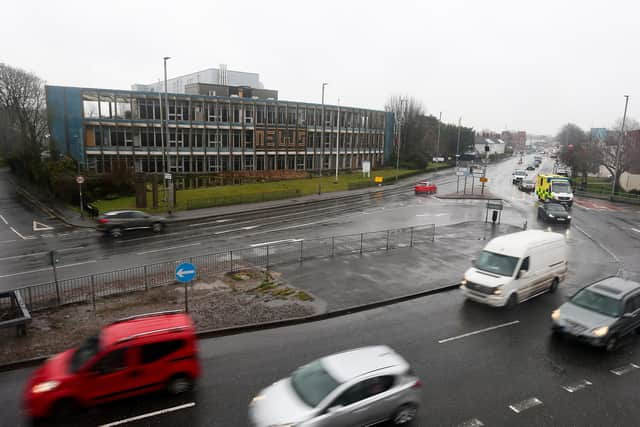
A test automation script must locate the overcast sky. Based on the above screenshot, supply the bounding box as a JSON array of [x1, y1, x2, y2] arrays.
[[2, 0, 637, 135]]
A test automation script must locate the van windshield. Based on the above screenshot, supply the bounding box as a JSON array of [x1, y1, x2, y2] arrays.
[[551, 181, 571, 193], [70, 335, 101, 373], [475, 251, 519, 277]]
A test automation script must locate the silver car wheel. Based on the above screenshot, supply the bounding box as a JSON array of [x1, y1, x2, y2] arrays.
[[152, 222, 163, 232], [393, 404, 417, 424]]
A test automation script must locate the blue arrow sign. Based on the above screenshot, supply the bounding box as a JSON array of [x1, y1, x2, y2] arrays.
[[175, 262, 197, 283]]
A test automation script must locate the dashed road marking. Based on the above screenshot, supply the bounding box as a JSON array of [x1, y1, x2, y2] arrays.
[[458, 418, 484, 427], [563, 379, 592, 393], [632, 228, 640, 234], [0, 214, 8, 225], [0, 260, 97, 278], [509, 397, 543, 413], [438, 320, 520, 344], [98, 402, 196, 427], [610, 363, 640, 376]]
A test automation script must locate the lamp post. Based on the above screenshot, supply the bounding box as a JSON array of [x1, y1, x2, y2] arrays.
[[163, 56, 171, 212], [321, 83, 328, 175], [456, 116, 462, 167], [436, 111, 442, 158], [395, 97, 407, 182], [611, 95, 630, 199], [335, 98, 340, 183]]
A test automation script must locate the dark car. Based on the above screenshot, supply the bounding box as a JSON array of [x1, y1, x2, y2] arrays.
[[96, 210, 165, 238], [537, 202, 571, 224], [551, 277, 640, 351], [526, 164, 536, 171]]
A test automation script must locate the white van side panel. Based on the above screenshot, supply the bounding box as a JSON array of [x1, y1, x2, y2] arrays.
[[514, 239, 568, 302]]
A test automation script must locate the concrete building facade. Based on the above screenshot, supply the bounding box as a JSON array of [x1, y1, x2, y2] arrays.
[[45, 86, 393, 176]]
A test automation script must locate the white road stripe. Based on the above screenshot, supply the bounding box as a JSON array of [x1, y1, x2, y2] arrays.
[[188, 218, 233, 227], [0, 239, 17, 244], [458, 418, 484, 427], [136, 242, 201, 255], [632, 228, 640, 233], [438, 320, 520, 344], [0, 214, 8, 225], [0, 251, 48, 261], [98, 402, 196, 427], [509, 397, 543, 413], [610, 363, 640, 376], [0, 260, 97, 278], [10, 226, 34, 240], [563, 379, 592, 393], [250, 238, 303, 248]]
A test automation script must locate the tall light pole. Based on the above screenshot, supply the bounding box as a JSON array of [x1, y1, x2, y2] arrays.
[[456, 116, 462, 167], [611, 95, 630, 198], [395, 98, 407, 182], [335, 98, 340, 183], [163, 56, 171, 212], [321, 83, 328, 174], [436, 111, 442, 158]]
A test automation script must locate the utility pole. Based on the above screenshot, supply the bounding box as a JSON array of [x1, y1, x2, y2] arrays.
[[456, 116, 462, 167], [611, 95, 630, 198], [436, 112, 443, 158], [335, 98, 340, 183], [395, 98, 407, 182], [163, 56, 171, 213], [321, 83, 328, 175]]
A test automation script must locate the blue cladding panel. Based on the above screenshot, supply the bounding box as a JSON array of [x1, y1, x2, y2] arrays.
[[384, 111, 395, 164], [46, 86, 84, 164]]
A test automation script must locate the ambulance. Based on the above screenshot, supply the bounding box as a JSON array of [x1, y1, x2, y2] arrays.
[[535, 174, 573, 207]]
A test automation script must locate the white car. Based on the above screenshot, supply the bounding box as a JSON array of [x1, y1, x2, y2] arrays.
[[249, 346, 422, 427]]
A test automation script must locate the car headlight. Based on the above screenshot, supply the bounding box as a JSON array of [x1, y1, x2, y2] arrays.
[[548, 214, 555, 218], [460, 279, 467, 286], [592, 326, 609, 337], [493, 286, 503, 295], [251, 395, 266, 404], [551, 309, 560, 321], [567, 215, 571, 219], [32, 380, 60, 394]]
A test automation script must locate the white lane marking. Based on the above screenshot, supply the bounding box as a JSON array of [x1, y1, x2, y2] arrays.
[[632, 228, 640, 233], [438, 320, 520, 344], [458, 418, 484, 427], [610, 363, 640, 376], [248, 221, 322, 235], [136, 242, 201, 255], [0, 251, 48, 261], [250, 238, 303, 248], [10, 227, 35, 240], [0, 239, 17, 244], [0, 260, 97, 278], [509, 397, 543, 413], [416, 213, 447, 217], [563, 379, 592, 393], [98, 402, 196, 427], [0, 214, 8, 225], [573, 224, 620, 263], [33, 220, 54, 231], [188, 218, 233, 227]]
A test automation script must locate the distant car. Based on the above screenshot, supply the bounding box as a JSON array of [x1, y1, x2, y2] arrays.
[[414, 180, 437, 194], [538, 202, 571, 224], [551, 277, 640, 351], [24, 311, 200, 421], [512, 170, 527, 184], [519, 178, 535, 192], [96, 210, 165, 238], [526, 164, 536, 171], [248, 345, 422, 427]]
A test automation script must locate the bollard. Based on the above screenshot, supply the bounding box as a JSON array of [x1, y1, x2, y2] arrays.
[[299, 240, 304, 263], [360, 233, 364, 254], [143, 265, 148, 291], [386, 230, 390, 250], [410, 227, 414, 247], [230, 250, 234, 273]]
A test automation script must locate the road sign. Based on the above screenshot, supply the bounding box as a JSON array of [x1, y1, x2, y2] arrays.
[[76, 176, 85, 184], [480, 177, 489, 183], [455, 171, 465, 176], [473, 172, 484, 178], [164, 173, 172, 180], [175, 262, 196, 283], [374, 176, 383, 183]]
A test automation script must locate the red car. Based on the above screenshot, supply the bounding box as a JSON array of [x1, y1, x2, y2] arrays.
[[414, 180, 437, 194], [24, 311, 200, 421]]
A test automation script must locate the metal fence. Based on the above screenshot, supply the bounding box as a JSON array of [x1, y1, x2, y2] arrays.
[[186, 189, 301, 210], [575, 189, 640, 205], [1, 224, 436, 314]]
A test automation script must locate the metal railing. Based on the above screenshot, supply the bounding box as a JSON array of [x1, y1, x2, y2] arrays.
[[1, 225, 436, 314], [575, 188, 640, 204]]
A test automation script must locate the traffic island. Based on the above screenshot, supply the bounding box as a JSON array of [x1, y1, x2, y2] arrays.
[[0, 268, 323, 366]]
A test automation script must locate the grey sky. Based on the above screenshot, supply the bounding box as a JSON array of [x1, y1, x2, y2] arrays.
[[2, 0, 637, 135]]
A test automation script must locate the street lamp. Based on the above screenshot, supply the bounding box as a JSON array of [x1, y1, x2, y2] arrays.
[[436, 111, 442, 158], [163, 56, 171, 213], [335, 98, 340, 183], [456, 116, 462, 167], [395, 98, 407, 182], [611, 95, 630, 199], [321, 83, 328, 175]]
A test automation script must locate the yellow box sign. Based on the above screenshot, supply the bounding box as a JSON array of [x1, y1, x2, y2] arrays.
[[480, 177, 488, 183], [374, 176, 384, 183]]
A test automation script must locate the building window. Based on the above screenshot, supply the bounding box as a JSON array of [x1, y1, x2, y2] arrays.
[[245, 132, 254, 149], [245, 156, 254, 170]]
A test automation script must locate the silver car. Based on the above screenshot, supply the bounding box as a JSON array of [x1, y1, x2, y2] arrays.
[[248, 345, 421, 426], [551, 277, 640, 351]]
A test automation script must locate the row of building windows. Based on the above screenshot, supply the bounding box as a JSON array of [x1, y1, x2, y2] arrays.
[[87, 154, 383, 174], [81, 93, 386, 129], [85, 127, 384, 151]]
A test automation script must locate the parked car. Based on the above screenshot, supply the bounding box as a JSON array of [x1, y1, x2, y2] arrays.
[[519, 178, 535, 192], [537, 202, 571, 224], [526, 164, 536, 171], [96, 210, 165, 238], [248, 345, 421, 427], [460, 230, 568, 308], [24, 311, 200, 421], [551, 277, 640, 351], [512, 170, 527, 184], [414, 180, 437, 194]]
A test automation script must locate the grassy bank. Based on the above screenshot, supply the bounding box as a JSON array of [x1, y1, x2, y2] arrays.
[[93, 164, 450, 214]]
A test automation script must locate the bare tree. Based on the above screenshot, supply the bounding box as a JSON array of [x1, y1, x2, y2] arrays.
[[0, 63, 48, 179], [600, 117, 640, 180]]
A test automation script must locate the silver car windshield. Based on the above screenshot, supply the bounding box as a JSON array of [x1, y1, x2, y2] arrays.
[[551, 182, 570, 193], [475, 251, 519, 277], [570, 289, 622, 318], [290, 360, 340, 408]]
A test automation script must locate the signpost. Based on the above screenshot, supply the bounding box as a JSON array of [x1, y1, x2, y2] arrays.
[[76, 176, 85, 218], [362, 160, 371, 178], [176, 262, 197, 313]]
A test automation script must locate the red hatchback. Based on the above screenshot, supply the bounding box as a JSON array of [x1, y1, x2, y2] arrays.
[[24, 311, 200, 421], [414, 180, 437, 194]]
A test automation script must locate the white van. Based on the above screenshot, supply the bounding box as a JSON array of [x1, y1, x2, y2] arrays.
[[460, 230, 568, 308]]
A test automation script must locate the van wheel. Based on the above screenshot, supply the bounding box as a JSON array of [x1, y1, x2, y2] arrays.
[[167, 374, 193, 395], [505, 294, 518, 309], [605, 335, 619, 352], [109, 227, 123, 238], [549, 278, 559, 292], [151, 222, 163, 232], [392, 403, 418, 425]]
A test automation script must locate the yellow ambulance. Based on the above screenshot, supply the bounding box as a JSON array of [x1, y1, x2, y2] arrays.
[[535, 174, 573, 207]]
